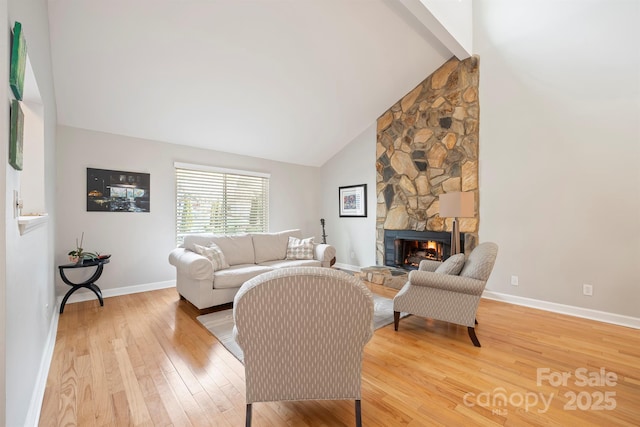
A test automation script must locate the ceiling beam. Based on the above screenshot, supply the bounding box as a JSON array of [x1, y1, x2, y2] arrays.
[[398, 0, 472, 60]]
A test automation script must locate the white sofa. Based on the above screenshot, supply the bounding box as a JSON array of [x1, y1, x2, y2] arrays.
[[168, 229, 336, 309]]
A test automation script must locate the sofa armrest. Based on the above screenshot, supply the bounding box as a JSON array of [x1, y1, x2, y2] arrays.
[[407, 270, 486, 296], [418, 259, 442, 272], [168, 248, 214, 281], [314, 244, 336, 267]]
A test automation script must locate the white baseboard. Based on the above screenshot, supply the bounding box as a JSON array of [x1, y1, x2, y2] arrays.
[[26, 306, 60, 427], [482, 290, 640, 329], [59, 280, 176, 305], [333, 263, 361, 272]]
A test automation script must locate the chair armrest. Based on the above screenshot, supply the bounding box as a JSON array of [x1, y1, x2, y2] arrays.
[[418, 259, 442, 272], [314, 244, 336, 264], [407, 270, 486, 296], [168, 248, 214, 281]]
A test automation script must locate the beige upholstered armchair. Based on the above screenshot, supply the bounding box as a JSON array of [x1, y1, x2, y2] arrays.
[[233, 267, 374, 427], [393, 242, 498, 347]]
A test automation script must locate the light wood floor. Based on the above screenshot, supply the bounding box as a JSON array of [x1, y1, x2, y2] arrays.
[[40, 283, 640, 426]]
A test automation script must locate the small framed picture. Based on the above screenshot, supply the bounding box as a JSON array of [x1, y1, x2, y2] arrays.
[[339, 184, 367, 217]]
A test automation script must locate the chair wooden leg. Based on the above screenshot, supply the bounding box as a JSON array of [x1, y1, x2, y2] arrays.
[[355, 400, 362, 427], [246, 403, 252, 427], [468, 327, 481, 347], [393, 311, 400, 331]]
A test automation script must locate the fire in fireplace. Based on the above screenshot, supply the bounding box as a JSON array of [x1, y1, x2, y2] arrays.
[[383, 229, 463, 270], [395, 239, 444, 267]]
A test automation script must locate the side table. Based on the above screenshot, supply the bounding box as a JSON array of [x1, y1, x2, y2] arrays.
[[58, 258, 110, 314]]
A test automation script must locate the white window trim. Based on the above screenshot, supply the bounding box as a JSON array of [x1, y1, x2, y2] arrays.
[[174, 162, 270, 179]]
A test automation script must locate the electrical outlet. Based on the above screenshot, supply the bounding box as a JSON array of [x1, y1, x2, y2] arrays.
[[583, 284, 593, 296], [510, 275, 519, 286]]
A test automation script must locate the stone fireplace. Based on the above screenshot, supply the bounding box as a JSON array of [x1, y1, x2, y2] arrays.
[[375, 56, 480, 265]]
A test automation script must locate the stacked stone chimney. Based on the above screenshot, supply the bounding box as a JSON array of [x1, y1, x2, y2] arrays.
[[375, 56, 480, 264]]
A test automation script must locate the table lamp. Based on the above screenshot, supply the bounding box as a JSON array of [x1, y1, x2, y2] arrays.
[[439, 191, 475, 255]]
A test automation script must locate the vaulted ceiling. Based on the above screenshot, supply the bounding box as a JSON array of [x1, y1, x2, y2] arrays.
[[47, 0, 454, 166]]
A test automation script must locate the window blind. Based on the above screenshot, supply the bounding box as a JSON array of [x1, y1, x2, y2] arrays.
[[175, 163, 269, 244]]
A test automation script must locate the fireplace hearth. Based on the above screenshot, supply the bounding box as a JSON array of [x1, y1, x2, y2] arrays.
[[383, 230, 464, 270]]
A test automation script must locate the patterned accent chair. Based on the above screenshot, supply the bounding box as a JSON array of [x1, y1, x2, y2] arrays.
[[393, 242, 498, 347], [233, 267, 374, 427]]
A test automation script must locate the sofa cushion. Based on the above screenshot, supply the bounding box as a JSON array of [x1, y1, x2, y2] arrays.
[[213, 264, 273, 289], [194, 243, 230, 271], [252, 229, 302, 263], [183, 233, 220, 252], [435, 253, 466, 275], [285, 236, 315, 260], [210, 234, 255, 266]]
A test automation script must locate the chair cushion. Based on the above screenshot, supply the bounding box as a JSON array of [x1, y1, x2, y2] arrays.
[[434, 253, 466, 275], [194, 243, 230, 271], [459, 242, 499, 281]]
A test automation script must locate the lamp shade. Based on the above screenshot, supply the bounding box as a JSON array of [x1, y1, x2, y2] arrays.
[[439, 192, 475, 218]]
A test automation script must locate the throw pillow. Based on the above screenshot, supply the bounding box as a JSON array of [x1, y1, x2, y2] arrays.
[[194, 243, 230, 271], [285, 236, 315, 260], [434, 253, 466, 275]]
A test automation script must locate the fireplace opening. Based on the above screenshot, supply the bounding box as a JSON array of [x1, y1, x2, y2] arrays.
[[395, 239, 444, 267], [384, 229, 463, 270]]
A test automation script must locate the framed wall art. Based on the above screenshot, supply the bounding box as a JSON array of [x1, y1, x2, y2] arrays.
[[10, 21, 27, 101], [339, 184, 367, 217], [87, 168, 150, 212], [9, 100, 24, 171]]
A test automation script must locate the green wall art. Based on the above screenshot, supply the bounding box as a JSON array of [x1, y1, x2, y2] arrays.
[[9, 100, 24, 171], [10, 21, 27, 101]]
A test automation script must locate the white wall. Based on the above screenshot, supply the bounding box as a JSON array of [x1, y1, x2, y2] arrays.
[[55, 126, 322, 294], [474, 0, 640, 317], [320, 123, 377, 269], [6, 0, 58, 425], [1, 2, 9, 424]]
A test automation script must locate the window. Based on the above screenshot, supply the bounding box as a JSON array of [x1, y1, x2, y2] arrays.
[[175, 162, 269, 244]]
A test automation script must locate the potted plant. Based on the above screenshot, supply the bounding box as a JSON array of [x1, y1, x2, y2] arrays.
[[68, 232, 98, 264]]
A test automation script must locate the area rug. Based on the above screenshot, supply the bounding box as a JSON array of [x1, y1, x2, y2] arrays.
[[197, 294, 406, 363]]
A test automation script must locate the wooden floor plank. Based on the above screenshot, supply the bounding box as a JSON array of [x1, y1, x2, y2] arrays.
[[113, 338, 153, 425], [40, 284, 640, 426]]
